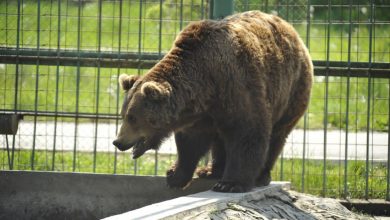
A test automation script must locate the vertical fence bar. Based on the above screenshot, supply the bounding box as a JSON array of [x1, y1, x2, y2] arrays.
[[365, 0, 374, 200], [209, 0, 214, 19], [323, 0, 331, 197], [52, 0, 61, 171], [137, 0, 143, 74], [365, 61, 371, 198], [135, 0, 144, 175], [11, 0, 23, 170], [62, 0, 70, 172], [354, 1, 360, 194], [344, 0, 353, 199], [212, 0, 233, 19], [180, 0, 183, 29], [387, 78, 390, 201], [125, 0, 131, 53], [301, 0, 311, 193], [5, 0, 8, 46], [4, 0, 9, 169], [289, 0, 294, 180], [6, 135, 11, 169], [93, 0, 103, 173], [370, 2, 377, 198], [114, 0, 124, 174], [301, 115, 308, 192], [73, 0, 82, 172], [276, 0, 284, 182], [158, 0, 163, 56], [155, 0, 164, 176], [18, 0, 25, 171], [322, 66, 329, 196], [31, 0, 41, 170], [286, 0, 289, 21], [201, 0, 204, 19], [190, 0, 194, 20], [125, 0, 132, 174]]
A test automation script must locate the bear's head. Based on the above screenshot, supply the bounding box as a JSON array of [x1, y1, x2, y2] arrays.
[[113, 74, 173, 158]]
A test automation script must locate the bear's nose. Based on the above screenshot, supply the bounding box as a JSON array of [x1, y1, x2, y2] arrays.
[[112, 140, 121, 148], [113, 139, 129, 151]]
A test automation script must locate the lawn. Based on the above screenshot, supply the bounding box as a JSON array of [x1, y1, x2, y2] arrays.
[[1, 149, 387, 199]]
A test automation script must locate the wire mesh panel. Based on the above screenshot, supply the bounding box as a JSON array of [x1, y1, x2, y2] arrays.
[[235, 0, 390, 200], [0, 0, 389, 200], [0, 0, 210, 176]]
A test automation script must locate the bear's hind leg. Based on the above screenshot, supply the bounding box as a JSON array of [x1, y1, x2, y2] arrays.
[[256, 128, 289, 187], [213, 124, 271, 193], [258, 72, 311, 186], [257, 106, 309, 186], [166, 118, 215, 188]]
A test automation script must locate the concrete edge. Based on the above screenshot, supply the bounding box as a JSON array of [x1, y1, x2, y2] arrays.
[[0, 171, 218, 220], [338, 199, 390, 216], [104, 181, 291, 220]]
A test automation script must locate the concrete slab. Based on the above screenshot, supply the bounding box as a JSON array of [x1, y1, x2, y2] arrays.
[[0, 171, 217, 220], [104, 182, 290, 220], [339, 199, 390, 216]]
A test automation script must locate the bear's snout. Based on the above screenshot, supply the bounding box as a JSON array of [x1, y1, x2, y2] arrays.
[[112, 139, 131, 151]]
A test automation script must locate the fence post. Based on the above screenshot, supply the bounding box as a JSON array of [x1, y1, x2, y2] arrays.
[[210, 0, 233, 19]]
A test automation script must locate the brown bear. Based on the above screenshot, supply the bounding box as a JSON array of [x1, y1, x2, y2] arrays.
[[113, 10, 313, 192]]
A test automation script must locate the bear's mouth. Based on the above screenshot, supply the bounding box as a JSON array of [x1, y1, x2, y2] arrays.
[[115, 137, 145, 153], [114, 136, 158, 159], [132, 138, 150, 159]]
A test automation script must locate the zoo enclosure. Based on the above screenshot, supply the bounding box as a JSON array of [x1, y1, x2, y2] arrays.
[[0, 0, 389, 200]]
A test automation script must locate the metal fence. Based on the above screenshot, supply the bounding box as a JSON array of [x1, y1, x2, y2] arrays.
[[0, 0, 389, 200]]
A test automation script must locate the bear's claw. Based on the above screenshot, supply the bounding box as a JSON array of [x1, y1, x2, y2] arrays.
[[166, 168, 192, 189], [212, 181, 248, 193], [196, 167, 222, 179]]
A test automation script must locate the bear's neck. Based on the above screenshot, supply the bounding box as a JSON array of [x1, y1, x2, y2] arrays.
[[145, 46, 211, 128]]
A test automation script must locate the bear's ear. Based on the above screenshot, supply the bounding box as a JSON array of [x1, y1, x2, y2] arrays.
[[141, 81, 171, 100], [119, 74, 140, 91]]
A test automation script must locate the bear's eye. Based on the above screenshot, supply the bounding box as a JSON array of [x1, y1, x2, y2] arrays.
[[128, 115, 137, 124]]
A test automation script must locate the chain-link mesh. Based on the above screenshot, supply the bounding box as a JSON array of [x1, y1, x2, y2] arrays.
[[0, 0, 389, 200]]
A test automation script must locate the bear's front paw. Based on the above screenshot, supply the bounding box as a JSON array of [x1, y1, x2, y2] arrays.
[[212, 181, 250, 193], [166, 168, 193, 189]]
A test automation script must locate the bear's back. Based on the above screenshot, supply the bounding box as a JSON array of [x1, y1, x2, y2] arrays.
[[168, 11, 313, 120]]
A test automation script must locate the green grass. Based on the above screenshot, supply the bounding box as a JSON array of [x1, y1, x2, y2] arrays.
[[0, 149, 176, 175], [0, 0, 201, 51], [1, 0, 389, 131], [272, 158, 388, 199], [1, 149, 387, 199], [297, 76, 389, 131]]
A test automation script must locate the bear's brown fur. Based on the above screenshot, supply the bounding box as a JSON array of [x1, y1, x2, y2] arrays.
[[113, 11, 313, 192]]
